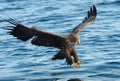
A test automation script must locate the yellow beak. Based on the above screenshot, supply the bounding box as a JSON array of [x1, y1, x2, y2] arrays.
[[77, 40, 80, 45]]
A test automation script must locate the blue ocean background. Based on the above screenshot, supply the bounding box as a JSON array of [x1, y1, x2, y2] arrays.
[[0, 0, 120, 81]]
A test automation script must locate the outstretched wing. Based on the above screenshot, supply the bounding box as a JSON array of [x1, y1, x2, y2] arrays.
[[72, 5, 97, 34], [4, 18, 66, 49]]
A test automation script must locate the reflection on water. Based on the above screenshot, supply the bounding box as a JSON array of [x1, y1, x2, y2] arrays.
[[0, 0, 120, 81], [67, 78, 83, 81]]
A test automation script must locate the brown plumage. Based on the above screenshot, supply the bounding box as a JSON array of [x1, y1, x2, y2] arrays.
[[4, 5, 97, 67]]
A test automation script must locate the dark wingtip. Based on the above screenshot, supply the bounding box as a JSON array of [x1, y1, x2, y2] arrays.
[[87, 5, 97, 18], [92, 5, 97, 16], [87, 11, 90, 18], [3, 17, 20, 25], [93, 4, 95, 8]]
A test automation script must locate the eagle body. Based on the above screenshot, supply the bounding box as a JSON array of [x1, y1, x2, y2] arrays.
[[52, 34, 79, 65], [4, 5, 97, 67], [65, 34, 80, 47]]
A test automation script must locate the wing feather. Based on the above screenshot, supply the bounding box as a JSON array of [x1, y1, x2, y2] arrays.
[[4, 18, 66, 49], [31, 29, 66, 49], [72, 5, 97, 34]]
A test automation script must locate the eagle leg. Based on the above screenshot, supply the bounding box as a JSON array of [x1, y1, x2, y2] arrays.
[[71, 49, 83, 67], [65, 49, 73, 65], [71, 49, 79, 63]]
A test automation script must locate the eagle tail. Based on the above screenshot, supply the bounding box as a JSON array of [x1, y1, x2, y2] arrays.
[[51, 50, 65, 60]]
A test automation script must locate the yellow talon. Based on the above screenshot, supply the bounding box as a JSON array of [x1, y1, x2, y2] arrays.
[[73, 63, 79, 68], [72, 60, 83, 68], [77, 60, 83, 65]]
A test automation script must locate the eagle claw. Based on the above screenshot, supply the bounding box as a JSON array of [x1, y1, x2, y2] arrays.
[[72, 60, 83, 68]]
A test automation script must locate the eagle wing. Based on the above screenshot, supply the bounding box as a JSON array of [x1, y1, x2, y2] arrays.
[[5, 18, 66, 49], [72, 5, 97, 34]]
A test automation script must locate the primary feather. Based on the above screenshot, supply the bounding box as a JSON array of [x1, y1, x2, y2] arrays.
[[72, 5, 97, 34], [5, 18, 66, 49]]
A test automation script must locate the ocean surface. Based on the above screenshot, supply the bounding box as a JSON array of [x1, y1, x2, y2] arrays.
[[0, 0, 120, 81]]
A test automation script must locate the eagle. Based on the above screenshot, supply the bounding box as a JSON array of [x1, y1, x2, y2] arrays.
[[4, 5, 97, 67]]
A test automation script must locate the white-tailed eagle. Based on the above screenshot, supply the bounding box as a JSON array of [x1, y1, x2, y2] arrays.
[[4, 5, 97, 67]]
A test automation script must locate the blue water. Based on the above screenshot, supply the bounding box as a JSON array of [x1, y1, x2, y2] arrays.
[[0, 0, 120, 81]]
